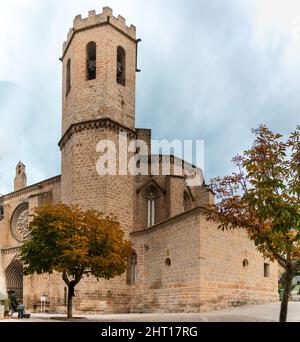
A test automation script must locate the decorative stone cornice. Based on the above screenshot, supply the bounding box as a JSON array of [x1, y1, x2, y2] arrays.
[[0, 176, 61, 202], [1, 247, 21, 255], [58, 118, 137, 150]]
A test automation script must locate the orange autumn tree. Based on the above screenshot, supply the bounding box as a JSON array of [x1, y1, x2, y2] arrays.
[[21, 204, 131, 319], [207, 125, 300, 323]]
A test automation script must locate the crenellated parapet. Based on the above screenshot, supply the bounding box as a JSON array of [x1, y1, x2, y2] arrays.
[[62, 7, 136, 58]]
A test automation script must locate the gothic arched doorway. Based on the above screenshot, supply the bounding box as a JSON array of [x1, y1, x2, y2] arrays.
[[5, 259, 23, 301]]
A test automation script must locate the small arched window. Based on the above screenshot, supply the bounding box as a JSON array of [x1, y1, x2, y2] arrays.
[[87, 42, 96, 80], [127, 251, 137, 285], [183, 191, 192, 212], [117, 46, 126, 86], [147, 187, 157, 227], [66, 59, 71, 96]]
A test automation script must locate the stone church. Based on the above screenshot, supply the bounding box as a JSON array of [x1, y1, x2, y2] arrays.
[[0, 7, 278, 314]]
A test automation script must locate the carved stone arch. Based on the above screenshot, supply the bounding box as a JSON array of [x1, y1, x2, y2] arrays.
[[144, 185, 158, 200], [137, 178, 166, 200], [5, 258, 23, 301], [136, 178, 167, 229], [10, 202, 30, 242], [1, 248, 21, 270]]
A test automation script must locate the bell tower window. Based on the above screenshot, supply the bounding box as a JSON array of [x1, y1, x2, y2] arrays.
[[66, 59, 71, 96], [87, 42, 96, 80], [117, 46, 126, 86]]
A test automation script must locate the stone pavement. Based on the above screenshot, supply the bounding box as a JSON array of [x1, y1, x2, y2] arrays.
[[1, 302, 300, 322]]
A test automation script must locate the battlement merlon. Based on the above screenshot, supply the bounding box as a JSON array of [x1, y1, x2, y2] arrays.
[[61, 7, 136, 59]]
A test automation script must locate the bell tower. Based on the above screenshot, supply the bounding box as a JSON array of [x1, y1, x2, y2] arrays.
[[14, 162, 27, 191], [60, 6, 137, 134], [59, 7, 138, 233]]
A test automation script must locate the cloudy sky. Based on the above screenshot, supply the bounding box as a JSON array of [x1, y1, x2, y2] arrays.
[[0, 0, 300, 194]]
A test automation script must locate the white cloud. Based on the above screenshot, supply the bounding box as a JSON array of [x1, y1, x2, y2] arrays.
[[242, 0, 300, 71], [0, 0, 300, 193]]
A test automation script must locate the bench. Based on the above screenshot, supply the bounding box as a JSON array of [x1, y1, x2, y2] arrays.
[[32, 301, 50, 313]]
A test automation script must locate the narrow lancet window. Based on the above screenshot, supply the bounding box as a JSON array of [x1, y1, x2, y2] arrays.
[[87, 42, 96, 80], [147, 187, 156, 227], [66, 59, 71, 96], [117, 46, 126, 86]]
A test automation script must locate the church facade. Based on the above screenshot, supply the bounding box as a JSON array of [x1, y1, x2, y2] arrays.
[[0, 7, 278, 314]]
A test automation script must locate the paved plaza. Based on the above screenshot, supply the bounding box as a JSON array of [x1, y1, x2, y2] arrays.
[[1, 302, 300, 322]]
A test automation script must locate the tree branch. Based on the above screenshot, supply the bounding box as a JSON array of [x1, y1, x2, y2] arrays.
[[62, 271, 70, 286], [74, 270, 84, 286]]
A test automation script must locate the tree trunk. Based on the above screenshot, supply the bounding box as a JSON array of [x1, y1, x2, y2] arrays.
[[62, 272, 83, 320], [67, 285, 74, 319], [279, 269, 293, 322]]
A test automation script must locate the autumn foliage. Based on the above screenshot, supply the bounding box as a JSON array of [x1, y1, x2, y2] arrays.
[[207, 125, 300, 322], [21, 203, 131, 318]]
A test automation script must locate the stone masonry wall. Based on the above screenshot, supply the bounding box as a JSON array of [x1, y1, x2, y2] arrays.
[[0, 7, 279, 316], [130, 208, 278, 313], [59, 128, 136, 314], [130, 209, 201, 313], [199, 215, 279, 311], [61, 8, 137, 134]]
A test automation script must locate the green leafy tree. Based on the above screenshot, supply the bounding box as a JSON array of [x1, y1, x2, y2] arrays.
[[21, 204, 131, 318], [207, 125, 300, 322]]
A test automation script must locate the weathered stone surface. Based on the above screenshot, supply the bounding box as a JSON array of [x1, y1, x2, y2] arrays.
[[0, 7, 278, 315]]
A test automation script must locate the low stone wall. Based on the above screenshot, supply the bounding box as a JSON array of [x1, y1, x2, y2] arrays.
[[131, 209, 201, 313], [130, 208, 278, 314]]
